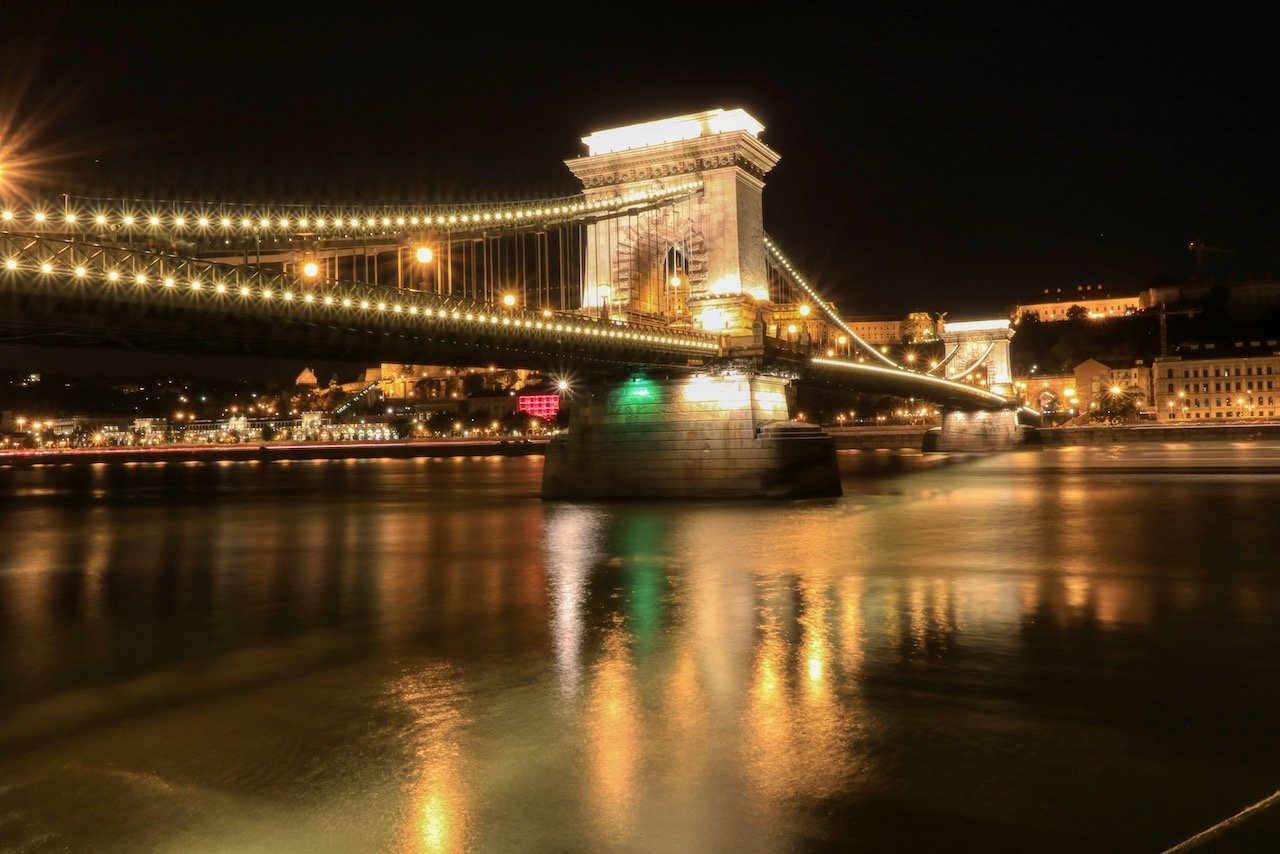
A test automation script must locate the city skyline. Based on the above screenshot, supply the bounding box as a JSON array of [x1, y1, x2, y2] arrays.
[[2, 3, 1276, 379]]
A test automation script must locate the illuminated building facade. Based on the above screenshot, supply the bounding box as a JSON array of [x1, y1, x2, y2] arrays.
[[517, 393, 561, 420], [843, 316, 905, 345], [1012, 284, 1141, 322], [1153, 346, 1280, 420]]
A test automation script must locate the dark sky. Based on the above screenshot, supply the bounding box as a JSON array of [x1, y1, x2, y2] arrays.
[[2, 2, 1276, 378]]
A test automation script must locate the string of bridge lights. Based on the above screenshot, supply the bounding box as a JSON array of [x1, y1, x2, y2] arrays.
[[762, 235, 900, 369], [0, 182, 704, 235], [0, 238, 720, 354]]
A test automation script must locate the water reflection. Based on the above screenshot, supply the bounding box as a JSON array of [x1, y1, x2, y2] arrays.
[[586, 617, 641, 844], [392, 665, 472, 854], [544, 506, 604, 697], [2, 449, 1280, 851]]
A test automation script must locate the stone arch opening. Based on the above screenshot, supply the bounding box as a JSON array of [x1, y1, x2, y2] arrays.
[[611, 207, 705, 321]]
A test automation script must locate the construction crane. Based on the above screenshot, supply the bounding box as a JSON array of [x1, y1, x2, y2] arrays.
[[1187, 241, 1235, 274]]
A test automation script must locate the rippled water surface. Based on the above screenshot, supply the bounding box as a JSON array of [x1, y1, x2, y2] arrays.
[[2, 445, 1279, 852]]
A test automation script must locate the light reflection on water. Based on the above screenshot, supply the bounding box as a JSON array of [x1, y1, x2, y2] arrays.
[[0, 446, 1279, 851]]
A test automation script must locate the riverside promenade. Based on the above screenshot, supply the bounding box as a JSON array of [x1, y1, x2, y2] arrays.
[[7, 422, 1280, 468], [0, 438, 549, 468]]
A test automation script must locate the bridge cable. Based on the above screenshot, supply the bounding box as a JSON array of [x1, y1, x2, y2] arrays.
[[762, 235, 899, 369]]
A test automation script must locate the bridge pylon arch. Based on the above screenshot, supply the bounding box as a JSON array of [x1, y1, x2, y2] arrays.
[[564, 108, 779, 332], [936, 318, 1017, 399]]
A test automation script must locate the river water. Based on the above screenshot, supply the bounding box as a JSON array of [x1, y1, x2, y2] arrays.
[[1, 445, 1278, 852]]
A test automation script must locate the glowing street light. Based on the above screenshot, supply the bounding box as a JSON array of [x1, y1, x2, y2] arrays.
[[303, 261, 319, 278], [503, 293, 517, 308], [415, 246, 434, 264]]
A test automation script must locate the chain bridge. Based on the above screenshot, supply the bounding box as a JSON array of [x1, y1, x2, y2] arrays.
[[0, 107, 1034, 498]]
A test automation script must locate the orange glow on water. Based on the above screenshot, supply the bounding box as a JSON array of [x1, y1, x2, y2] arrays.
[[587, 621, 640, 843]]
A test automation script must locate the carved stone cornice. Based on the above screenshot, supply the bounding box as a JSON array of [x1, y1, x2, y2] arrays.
[[564, 131, 781, 190]]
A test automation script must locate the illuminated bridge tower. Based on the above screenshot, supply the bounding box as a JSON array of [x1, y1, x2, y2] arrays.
[[938, 319, 1015, 397], [563, 108, 780, 333], [933, 319, 1024, 451], [543, 109, 841, 499]]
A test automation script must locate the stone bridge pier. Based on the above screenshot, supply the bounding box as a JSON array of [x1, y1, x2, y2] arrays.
[[927, 318, 1033, 451], [541, 372, 842, 499], [929, 408, 1026, 452]]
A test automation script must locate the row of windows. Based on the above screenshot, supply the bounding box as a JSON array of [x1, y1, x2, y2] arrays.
[[1168, 411, 1277, 420], [1168, 364, 1276, 379], [1178, 396, 1276, 408], [1169, 380, 1276, 393]]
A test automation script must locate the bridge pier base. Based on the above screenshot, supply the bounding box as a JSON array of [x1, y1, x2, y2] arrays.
[[929, 408, 1025, 452], [541, 373, 842, 500]]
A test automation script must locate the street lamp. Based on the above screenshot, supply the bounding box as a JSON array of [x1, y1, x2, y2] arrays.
[[415, 245, 434, 291], [597, 284, 611, 320]]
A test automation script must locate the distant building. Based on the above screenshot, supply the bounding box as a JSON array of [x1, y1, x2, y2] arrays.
[[295, 367, 319, 387], [1014, 373, 1078, 415], [1152, 341, 1280, 420], [1012, 284, 1141, 322], [517, 385, 563, 421], [1014, 359, 1152, 416], [842, 315, 901, 344], [1140, 279, 1280, 315], [841, 312, 941, 346], [1073, 358, 1152, 413], [902, 312, 940, 343], [465, 389, 521, 419]]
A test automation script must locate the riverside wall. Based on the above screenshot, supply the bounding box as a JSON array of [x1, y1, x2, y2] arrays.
[[0, 439, 548, 468], [829, 421, 1280, 450]]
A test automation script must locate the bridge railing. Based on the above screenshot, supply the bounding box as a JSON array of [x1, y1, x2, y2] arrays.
[[4, 183, 703, 242], [0, 232, 723, 360]]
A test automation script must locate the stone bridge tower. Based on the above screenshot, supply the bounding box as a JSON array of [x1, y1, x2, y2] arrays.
[[563, 108, 780, 329], [937, 319, 1016, 398]]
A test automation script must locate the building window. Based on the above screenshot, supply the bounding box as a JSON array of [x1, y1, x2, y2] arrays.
[[517, 394, 560, 420]]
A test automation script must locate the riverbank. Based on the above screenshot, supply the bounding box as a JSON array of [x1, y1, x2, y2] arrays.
[[7, 422, 1280, 467], [0, 438, 549, 468], [1036, 421, 1280, 445], [831, 421, 1280, 450]]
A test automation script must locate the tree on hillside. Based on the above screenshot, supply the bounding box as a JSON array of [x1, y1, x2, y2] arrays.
[[1065, 304, 1089, 321]]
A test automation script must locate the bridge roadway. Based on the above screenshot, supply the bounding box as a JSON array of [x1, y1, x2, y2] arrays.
[[0, 231, 1018, 412]]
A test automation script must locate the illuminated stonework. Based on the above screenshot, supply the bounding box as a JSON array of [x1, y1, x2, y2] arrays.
[[542, 372, 841, 499], [938, 318, 1016, 398], [565, 108, 780, 323]]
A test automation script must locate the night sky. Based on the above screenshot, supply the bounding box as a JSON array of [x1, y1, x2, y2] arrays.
[[2, 2, 1276, 378]]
